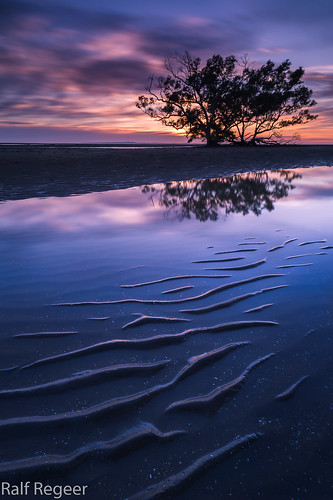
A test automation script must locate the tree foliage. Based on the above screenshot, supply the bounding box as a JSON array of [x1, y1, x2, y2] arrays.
[[136, 52, 317, 146]]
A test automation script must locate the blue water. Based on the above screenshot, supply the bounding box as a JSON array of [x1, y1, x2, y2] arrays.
[[0, 166, 332, 499]]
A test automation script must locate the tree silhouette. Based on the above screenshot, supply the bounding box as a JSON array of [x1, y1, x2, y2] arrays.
[[142, 170, 301, 221], [137, 53, 317, 146], [137, 52, 237, 147], [228, 59, 317, 145]]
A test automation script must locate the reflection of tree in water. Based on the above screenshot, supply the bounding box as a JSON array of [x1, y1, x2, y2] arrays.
[[142, 170, 301, 221]]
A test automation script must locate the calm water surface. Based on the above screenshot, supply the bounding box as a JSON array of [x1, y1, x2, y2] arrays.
[[0, 166, 332, 499]]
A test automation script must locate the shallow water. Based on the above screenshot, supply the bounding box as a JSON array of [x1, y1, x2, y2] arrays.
[[0, 166, 332, 499]]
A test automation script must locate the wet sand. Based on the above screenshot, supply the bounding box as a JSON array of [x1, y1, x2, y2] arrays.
[[0, 144, 333, 201], [1, 160, 333, 498]]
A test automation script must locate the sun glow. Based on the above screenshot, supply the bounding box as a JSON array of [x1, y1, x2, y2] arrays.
[[0, 5, 332, 144]]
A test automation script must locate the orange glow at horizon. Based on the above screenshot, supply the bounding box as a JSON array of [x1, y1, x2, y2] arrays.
[[2, 106, 331, 143], [1, 1, 333, 145], [0, 23, 332, 145], [0, 25, 332, 144]]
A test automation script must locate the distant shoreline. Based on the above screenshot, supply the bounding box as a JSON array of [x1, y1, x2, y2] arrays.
[[1, 144, 333, 202], [1, 142, 332, 148]]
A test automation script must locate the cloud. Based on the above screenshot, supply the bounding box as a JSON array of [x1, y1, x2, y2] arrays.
[[257, 47, 289, 54], [0, 1, 257, 125], [0, 0, 332, 142], [139, 17, 257, 59], [250, 0, 333, 26], [73, 58, 152, 93], [305, 72, 333, 98], [0, 121, 30, 125], [0, 0, 134, 33]]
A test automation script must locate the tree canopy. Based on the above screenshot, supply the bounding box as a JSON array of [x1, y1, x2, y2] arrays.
[[136, 52, 317, 146]]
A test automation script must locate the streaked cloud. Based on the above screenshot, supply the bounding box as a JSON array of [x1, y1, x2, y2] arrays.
[[305, 72, 333, 98], [257, 47, 289, 54], [0, 0, 332, 143]]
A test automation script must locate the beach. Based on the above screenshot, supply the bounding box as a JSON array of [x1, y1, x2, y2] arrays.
[[1, 145, 333, 499], [1, 144, 333, 201]]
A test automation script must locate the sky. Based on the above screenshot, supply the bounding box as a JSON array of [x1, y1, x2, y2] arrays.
[[1, 0, 333, 144]]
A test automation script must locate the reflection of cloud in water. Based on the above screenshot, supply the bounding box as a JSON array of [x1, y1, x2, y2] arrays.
[[0, 167, 332, 240], [0, 190, 161, 236], [282, 167, 333, 201]]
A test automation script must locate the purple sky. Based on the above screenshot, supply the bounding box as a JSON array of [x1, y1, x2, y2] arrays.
[[1, 0, 332, 143]]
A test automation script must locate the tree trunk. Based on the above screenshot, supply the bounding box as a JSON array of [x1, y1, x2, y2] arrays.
[[206, 136, 220, 147]]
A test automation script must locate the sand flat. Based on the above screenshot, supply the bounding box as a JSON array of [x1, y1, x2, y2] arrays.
[[1, 144, 332, 201]]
